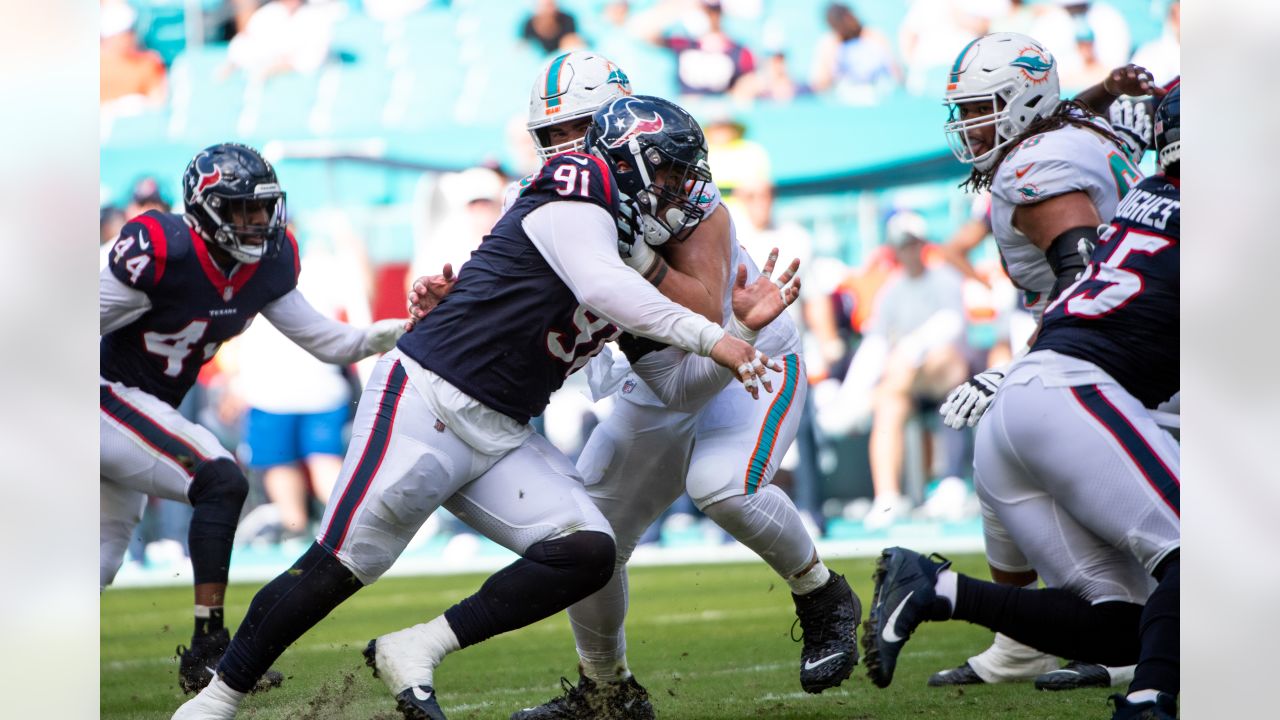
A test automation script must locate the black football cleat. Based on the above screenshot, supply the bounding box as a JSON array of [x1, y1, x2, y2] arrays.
[[792, 572, 861, 693], [862, 547, 953, 689], [510, 671, 654, 720], [1035, 660, 1113, 691], [176, 628, 284, 695], [927, 661, 986, 687], [1109, 692, 1178, 720]]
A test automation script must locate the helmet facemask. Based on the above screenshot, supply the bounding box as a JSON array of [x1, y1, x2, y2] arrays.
[[198, 188, 287, 264], [944, 93, 1017, 172], [624, 140, 712, 245], [531, 116, 593, 161]]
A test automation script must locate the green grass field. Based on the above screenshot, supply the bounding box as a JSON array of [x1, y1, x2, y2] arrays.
[[102, 553, 1117, 719]]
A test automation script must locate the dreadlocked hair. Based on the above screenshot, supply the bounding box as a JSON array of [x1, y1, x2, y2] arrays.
[[960, 98, 1129, 193]]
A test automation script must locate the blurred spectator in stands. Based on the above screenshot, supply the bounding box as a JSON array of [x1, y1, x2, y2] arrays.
[[228, 228, 370, 541], [409, 166, 505, 288], [633, 0, 758, 102], [816, 211, 969, 530], [755, 50, 809, 103], [100, 206, 126, 247], [1054, 0, 1131, 71], [1059, 25, 1110, 92], [224, 0, 342, 79], [521, 0, 583, 54], [125, 176, 170, 218], [1131, 0, 1179, 86], [100, 0, 167, 114], [809, 2, 899, 105], [703, 115, 771, 192], [939, 192, 993, 288], [898, 0, 997, 96], [990, 0, 1077, 66]]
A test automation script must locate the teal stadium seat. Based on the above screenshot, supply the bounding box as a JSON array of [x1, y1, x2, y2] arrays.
[[167, 45, 246, 141]]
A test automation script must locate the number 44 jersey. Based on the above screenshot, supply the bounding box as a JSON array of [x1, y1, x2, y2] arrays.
[[1034, 174, 1179, 409], [100, 210, 300, 407]]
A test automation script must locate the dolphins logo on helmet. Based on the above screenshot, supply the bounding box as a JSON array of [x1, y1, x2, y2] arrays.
[[1009, 45, 1054, 84], [601, 97, 666, 149]]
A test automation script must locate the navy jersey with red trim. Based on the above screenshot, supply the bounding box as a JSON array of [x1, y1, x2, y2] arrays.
[[1034, 175, 1179, 408], [100, 210, 300, 407], [396, 152, 622, 424]]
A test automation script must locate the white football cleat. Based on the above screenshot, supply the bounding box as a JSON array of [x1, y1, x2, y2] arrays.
[[171, 675, 245, 719]]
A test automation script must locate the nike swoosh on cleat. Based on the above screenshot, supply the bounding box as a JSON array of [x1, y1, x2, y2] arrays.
[[881, 591, 914, 644], [204, 666, 217, 675], [412, 687, 433, 702], [804, 652, 846, 670]]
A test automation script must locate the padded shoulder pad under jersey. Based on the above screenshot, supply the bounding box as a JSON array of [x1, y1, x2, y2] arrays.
[[519, 152, 619, 215], [106, 210, 181, 291]]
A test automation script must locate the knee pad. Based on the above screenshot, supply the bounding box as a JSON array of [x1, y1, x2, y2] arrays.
[[188, 458, 249, 512], [529, 530, 617, 594]]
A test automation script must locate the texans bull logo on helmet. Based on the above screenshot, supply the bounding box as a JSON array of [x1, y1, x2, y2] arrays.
[[600, 97, 666, 149], [191, 152, 223, 197]]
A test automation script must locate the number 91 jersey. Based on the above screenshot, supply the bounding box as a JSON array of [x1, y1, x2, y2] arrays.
[[397, 152, 622, 425], [100, 210, 300, 407], [1034, 174, 1179, 408]]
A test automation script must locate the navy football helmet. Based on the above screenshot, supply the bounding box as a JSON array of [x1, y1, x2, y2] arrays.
[[182, 143, 287, 264], [585, 95, 712, 245], [1153, 82, 1180, 173]]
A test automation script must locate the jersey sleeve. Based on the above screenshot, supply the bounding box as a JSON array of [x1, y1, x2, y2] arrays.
[[521, 153, 618, 216], [993, 132, 1101, 207], [106, 211, 170, 292]]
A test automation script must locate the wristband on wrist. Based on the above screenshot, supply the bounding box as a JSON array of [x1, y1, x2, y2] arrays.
[[729, 313, 759, 343]]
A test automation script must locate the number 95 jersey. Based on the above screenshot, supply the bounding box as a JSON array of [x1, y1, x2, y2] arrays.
[[100, 210, 300, 407], [1034, 174, 1179, 409]]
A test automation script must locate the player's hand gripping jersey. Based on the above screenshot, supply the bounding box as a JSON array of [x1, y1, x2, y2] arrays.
[[990, 115, 1142, 316], [1034, 173, 1179, 408], [398, 152, 724, 424], [100, 210, 299, 407]]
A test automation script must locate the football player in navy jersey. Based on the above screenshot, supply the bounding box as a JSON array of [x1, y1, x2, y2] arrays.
[[861, 86, 1180, 720], [172, 96, 787, 720], [413, 55, 859, 718], [101, 143, 408, 694]]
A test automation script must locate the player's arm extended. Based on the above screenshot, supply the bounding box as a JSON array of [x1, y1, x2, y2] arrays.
[[652, 204, 732, 324], [525, 201, 726, 356], [100, 267, 152, 335], [261, 288, 405, 364]]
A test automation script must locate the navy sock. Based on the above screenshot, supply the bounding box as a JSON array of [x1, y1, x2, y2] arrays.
[[444, 531, 615, 649], [953, 574, 1143, 667], [194, 606, 224, 637], [217, 543, 363, 693], [1131, 552, 1179, 696]]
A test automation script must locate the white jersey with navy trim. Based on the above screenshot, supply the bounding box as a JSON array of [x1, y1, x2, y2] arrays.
[[989, 118, 1141, 317]]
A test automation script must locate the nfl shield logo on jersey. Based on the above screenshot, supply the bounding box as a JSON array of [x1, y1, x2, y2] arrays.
[[622, 378, 637, 394]]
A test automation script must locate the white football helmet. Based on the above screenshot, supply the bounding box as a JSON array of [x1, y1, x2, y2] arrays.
[[527, 51, 633, 160], [943, 32, 1061, 172]]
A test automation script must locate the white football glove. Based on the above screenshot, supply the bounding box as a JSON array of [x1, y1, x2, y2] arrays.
[[619, 236, 661, 277], [1109, 95, 1154, 162], [364, 318, 408, 355], [940, 365, 1007, 430]]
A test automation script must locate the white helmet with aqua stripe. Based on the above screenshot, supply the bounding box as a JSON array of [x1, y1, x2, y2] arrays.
[[527, 51, 633, 160], [943, 32, 1061, 172]]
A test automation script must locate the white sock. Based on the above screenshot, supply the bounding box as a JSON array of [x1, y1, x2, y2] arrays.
[[934, 569, 958, 616], [420, 615, 461, 664], [206, 674, 247, 705], [789, 559, 831, 596], [1126, 689, 1162, 704]]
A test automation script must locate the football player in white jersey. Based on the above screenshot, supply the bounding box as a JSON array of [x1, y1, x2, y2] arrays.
[[411, 52, 861, 718], [927, 32, 1162, 690]]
